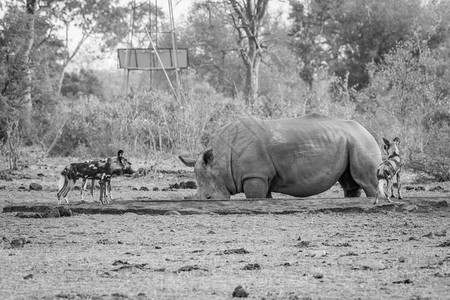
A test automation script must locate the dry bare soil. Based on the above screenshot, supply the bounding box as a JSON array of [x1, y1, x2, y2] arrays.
[[0, 156, 449, 300]]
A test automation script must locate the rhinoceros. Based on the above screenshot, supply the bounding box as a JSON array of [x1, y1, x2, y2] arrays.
[[179, 113, 381, 200]]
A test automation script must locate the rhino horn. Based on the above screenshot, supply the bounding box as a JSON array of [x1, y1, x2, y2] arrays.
[[179, 156, 196, 167]]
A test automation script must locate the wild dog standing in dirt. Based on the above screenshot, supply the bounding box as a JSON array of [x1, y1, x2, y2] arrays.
[[57, 150, 134, 205], [374, 137, 402, 204]]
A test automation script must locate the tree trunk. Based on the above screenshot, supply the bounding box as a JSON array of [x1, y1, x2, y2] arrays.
[[22, 0, 37, 136]]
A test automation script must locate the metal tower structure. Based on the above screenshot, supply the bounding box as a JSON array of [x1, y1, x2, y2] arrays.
[[117, 0, 189, 102]]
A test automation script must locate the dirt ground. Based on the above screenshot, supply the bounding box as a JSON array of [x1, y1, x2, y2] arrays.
[[1, 155, 449, 299]]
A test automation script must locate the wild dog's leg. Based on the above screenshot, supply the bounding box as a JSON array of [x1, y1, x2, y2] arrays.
[[386, 178, 392, 203], [396, 172, 402, 199], [62, 178, 76, 205], [57, 174, 68, 205], [105, 178, 112, 203], [89, 179, 95, 202], [80, 178, 87, 201]]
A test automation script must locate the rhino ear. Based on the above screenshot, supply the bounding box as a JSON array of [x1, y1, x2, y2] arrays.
[[202, 149, 214, 166], [178, 156, 196, 167]]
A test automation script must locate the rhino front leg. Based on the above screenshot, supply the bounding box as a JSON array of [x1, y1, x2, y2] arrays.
[[243, 178, 269, 199]]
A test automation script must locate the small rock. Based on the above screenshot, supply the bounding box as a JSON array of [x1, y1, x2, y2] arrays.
[[224, 248, 250, 255], [414, 186, 425, 191], [423, 232, 433, 238], [398, 257, 406, 263], [57, 206, 73, 217], [313, 273, 324, 279], [165, 210, 181, 216], [42, 207, 60, 218], [434, 230, 447, 237], [436, 240, 450, 247], [393, 279, 413, 284], [23, 274, 33, 280], [152, 187, 159, 191], [207, 230, 216, 234], [10, 237, 27, 249], [296, 241, 311, 248], [139, 186, 149, 191], [242, 263, 261, 270], [435, 200, 448, 208], [29, 183, 43, 191], [232, 286, 249, 298], [430, 186, 444, 192], [405, 205, 418, 212], [360, 259, 385, 270]]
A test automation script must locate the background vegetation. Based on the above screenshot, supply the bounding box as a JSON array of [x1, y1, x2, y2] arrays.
[[0, 0, 449, 181]]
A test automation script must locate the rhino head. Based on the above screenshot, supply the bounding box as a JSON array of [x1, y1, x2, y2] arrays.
[[179, 149, 230, 200]]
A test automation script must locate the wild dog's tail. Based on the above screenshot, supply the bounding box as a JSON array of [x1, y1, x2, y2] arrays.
[[377, 179, 387, 198]]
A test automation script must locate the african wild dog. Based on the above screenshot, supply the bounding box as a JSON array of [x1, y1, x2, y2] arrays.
[[57, 150, 134, 205], [374, 137, 402, 204]]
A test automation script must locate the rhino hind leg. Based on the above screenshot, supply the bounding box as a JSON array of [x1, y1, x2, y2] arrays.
[[338, 168, 362, 197]]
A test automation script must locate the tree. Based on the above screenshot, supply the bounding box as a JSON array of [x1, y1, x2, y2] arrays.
[[228, 0, 269, 105], [289, 0, 428, 89]]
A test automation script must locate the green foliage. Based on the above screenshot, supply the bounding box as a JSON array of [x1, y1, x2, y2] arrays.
[[289, 0, 437, 89], [61, 69, 104, 99], [357, 40, 450, 180]]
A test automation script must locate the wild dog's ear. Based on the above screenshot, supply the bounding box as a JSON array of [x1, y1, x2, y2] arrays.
[[117, 150, 124, 158], [202, 149, 214, 166], [382, 138, 390, 146], [178, 156, 196, 167], [393, 137, 400, 144]]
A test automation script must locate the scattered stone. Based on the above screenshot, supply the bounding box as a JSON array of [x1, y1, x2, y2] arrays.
[[242, 263, 261, 270], [360, 259, 385, 270], [335, 242, 351, 247], [434, 200, 448, 208], [430, 186, 444, 192], [414, 186, 425, 191], [434, 230, 447, 237], [29, 182, 43, 191], [165, 210, 181, 216], [405, 205, 418, 212], [139, 186, 149, 191], [296, 241, 311, 248], [155, 246, 162, 250], [436, 240, 450, 247], [408, 236, 419, 241], [132, 188, 138, 191], [207, 230, 216, 234], [224, 248, 250, 255], [18, 186, 27, 191], [175, 265, 208, 273], [23, 274, 33, 280], [169, 181, 197, 189], [232, 286, 249, 298], [398, 257, 406, 263], [57, 206, 73, 217], [393, 279, 413, 284], [340, 251, 358, 257], [405, 186, 415, 190], [423, 232, 433, 238], [152, 187, 159, 191], [9, 237, 27, 249], [42, 207, 60, 218], [313, 273, 324, 279]]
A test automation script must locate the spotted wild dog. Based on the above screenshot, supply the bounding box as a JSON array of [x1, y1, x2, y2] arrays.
[[374, 137, 402, 204], [57, 150, 134, 205]]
